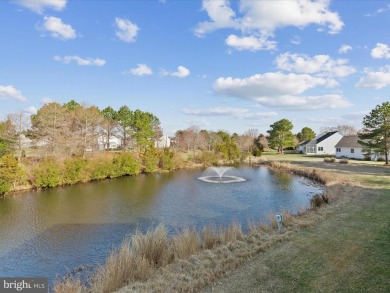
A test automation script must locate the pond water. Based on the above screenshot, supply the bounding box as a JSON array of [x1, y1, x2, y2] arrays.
[[0, 166, 321, 285]]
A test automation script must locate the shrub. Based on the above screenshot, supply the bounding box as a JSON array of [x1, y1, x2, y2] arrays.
[[310, 193, 329, 209], [339, 159, 349, 164], [143, 147, 160, 173], [0, 155, 24, 194], [324, 157, 335, 163], [88, 158, 113, 180], [64, 157, 88, 184], [194, 151, 219, 166], [111, 152, 141, 177], [33, 158, 63, 188], [159, 148, 176, 171]]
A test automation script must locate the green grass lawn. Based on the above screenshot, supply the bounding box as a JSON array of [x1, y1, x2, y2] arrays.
[[201, 155, 390, 293]]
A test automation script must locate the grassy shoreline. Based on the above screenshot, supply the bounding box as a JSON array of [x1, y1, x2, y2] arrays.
[[53, 154, 366, 293]]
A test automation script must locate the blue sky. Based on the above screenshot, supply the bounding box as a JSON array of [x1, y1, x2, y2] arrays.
[[1, 0, 390, 136]]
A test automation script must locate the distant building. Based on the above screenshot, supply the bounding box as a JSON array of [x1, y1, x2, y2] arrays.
[[154, 135, 171, 148], [301, 131, 343, 155], [98, 135, 121, 150]]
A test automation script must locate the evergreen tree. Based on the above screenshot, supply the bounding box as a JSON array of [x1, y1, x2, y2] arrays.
[[267, 119, 295, 153], [297, 127, 316, 142], [358, 102, 390, 164]]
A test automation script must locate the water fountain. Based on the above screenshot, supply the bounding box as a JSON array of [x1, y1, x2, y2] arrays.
[[198, 166, 246, 183]]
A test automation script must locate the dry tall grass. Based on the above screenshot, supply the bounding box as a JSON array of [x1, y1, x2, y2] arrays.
[[53, 277, 84, 293], [220, 221, 244, 244], [172, 227, 200, 259], [131, 224, 171, 268], [201, 225, 220, 249]]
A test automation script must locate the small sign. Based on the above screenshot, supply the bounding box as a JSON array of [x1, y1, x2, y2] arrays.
[[0, 278, 48, 293]]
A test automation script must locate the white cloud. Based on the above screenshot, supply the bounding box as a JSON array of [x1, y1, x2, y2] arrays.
[[39, 16, 76, 40], [0, 85, 26, 101], [356, 66, 390, 89], [162, 66, 190, 78], [213, 72, 351, 110], [225, 34, 276, 51], [214, 72, 327, 98], [127, 64, 153, 76], [365, 4, 390, 17], [14, 0, 67, 14], [115, 17, 139, 43], [275, 52, 356, 78], [371, 43, 390, 59], [195, 0, 239, 36], [195, 0, 343, 51], [24, 106, 37, 115], [255, 94, 351, 110], [291, 36, 301, 45], [54, 55, 106, 66], [182, 107, 277, 120], [339, 44, 352, 54]]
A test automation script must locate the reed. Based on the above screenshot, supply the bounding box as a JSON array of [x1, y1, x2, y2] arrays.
[[172, 227, 200, 259]]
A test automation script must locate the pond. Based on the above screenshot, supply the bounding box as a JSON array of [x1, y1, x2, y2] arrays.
[[0, 166, 322, 285]]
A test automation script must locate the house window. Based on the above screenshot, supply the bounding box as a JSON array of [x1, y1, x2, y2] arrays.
[[351, 148, 354, 153], [336, 148, 341, 152], [318, 147, 323, 151]]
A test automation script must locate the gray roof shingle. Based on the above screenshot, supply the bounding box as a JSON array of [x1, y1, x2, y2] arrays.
[[335, 135, 361, 148]]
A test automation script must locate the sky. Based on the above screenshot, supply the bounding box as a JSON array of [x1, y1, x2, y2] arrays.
[[1, 0, 390, 136]]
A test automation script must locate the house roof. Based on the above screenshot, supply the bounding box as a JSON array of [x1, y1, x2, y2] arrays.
[[335, 135, 361, 148], [316, 131, 338, 144], [298, 140, 310, 146], [306, 131, 339, 146]]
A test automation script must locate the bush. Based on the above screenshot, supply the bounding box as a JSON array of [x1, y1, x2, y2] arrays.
[[324, 157, 335, 163], [88, 158, 113, 180], [64, 157, 88, 184], [33, 158, 63, 188], [159, 148, 176, 171], [143, 147, 159, 173], [111, 152, 141, 177], [252, 146, 262, 157], [0, 155, 23, 194], [339, 159, 349, 164], [310, 193, 329, 209], [194, 151, 219, 166]]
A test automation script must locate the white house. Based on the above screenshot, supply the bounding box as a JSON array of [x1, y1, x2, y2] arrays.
[[302, 131, 343, 155], [335, 135, 365, 159], [154, 135, 171, 148], [98, 135, 122, 150], [298, 140, 310, 153], [335, 135, 388, 161]]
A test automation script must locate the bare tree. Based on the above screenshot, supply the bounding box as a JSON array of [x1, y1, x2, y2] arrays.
[[320, 124, 357, 136], [8, 112, 30, 161], [30, 102, 68, 156]]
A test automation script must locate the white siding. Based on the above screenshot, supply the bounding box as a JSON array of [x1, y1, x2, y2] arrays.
[[316, 132, 343, 155], [336, 147, 365, 159]]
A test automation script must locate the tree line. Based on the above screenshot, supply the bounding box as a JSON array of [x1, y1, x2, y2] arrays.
[[0, 100, 161, 160], [1, 101, 389, 195]]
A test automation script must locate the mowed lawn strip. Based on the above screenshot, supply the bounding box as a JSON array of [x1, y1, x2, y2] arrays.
[[203, 185, 390, 293]]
